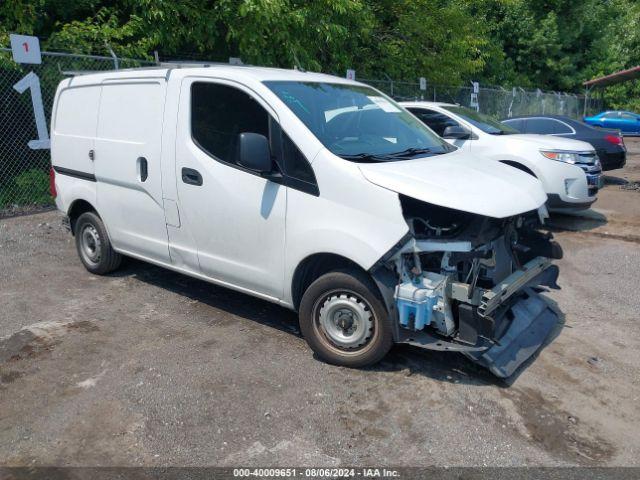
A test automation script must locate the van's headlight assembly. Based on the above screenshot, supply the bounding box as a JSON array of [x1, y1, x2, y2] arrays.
[[540, 151, 582, 164]]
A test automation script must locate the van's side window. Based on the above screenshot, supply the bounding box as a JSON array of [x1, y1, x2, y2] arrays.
[[191, 83, 269, 165], [192, 81, 319, 195]]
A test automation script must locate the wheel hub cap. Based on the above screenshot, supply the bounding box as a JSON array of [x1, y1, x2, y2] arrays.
[[318, 294, 373, 349], [81, 225, 101, 263]]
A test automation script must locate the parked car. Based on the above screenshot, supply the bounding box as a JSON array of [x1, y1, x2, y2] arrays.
[[50, 67, 562, 377], [402, 102, 602, 211], [501, 115, 626, 171], [583, 111, 640, 135]]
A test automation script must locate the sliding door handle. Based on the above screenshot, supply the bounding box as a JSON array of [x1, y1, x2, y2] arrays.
[[137, 157, 148, 182], [181, 167, 203, 186]]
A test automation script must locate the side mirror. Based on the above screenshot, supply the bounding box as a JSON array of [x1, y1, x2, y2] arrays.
[[237, 132, 272, 173], [442, 125, 472, 140]]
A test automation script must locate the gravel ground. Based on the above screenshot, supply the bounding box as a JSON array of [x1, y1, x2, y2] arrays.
[[1, 139, 639, 467]]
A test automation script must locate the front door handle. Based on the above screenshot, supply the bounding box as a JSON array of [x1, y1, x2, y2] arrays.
[[181, 167, 203, 186]]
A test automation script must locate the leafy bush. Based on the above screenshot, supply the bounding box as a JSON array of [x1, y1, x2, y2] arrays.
[[0, 169, 53, 208]]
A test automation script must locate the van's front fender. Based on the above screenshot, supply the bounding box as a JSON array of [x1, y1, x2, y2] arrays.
[[282, 153, 410, 306]]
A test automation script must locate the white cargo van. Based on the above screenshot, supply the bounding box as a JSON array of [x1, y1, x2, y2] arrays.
[[50, 66, 562, 377]]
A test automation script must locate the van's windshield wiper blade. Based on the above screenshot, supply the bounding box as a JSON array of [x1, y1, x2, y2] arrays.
[[338, 153, 388, 162], [339, 147, 435, 162], [383, 147, 434, 158]]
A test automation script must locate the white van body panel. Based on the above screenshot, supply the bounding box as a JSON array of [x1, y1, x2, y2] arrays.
[[401, 101, 600, 210]]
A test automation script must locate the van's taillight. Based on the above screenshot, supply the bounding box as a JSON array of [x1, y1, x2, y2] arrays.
[[605, 134, 623, 146], [49, 167, 57, 198]]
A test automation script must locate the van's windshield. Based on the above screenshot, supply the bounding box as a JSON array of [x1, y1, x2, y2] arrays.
[[264, 81, 454, 162]]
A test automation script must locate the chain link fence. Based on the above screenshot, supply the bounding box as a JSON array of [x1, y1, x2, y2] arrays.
[[0, 49, 153, 216], [0, 48, 602, 217], [361, 78, 602, 119]]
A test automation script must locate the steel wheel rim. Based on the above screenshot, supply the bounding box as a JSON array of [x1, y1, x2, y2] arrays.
[[313, 289, 376, 354], [80, 224, 101, 264]]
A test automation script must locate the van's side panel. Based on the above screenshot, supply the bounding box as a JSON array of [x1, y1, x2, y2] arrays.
[[94, 80, 170, 263]]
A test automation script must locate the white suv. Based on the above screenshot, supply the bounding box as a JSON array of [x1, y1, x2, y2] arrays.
[[50, 67, 562, 377], [402, 102, 602, 211]]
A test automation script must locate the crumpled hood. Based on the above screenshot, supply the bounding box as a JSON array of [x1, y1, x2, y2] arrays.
[[358, 150, 547, 219], [504, 134, 595, 152]]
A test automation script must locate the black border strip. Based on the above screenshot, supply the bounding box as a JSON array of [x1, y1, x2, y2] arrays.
[[53, 165, 96, 182]]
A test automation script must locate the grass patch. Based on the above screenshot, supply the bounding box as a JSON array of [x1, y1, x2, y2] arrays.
[[0, 169, 53, 209]]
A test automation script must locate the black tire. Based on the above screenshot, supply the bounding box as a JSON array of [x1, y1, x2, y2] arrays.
[[299, 268, 393, 368], [74, 211, 122, 275]]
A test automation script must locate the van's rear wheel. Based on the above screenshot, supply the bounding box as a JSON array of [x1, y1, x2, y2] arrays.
[[74, 211, 122, 275], [299, 269, 393, 367]]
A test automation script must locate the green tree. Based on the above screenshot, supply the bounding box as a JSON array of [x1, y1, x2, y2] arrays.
[[363, 0, 489, 83], [1, 0, 639, 107]]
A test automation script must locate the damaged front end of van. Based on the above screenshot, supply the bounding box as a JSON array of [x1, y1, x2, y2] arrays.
[[378, 197, 562, 377], [371, 196, 562, 378]]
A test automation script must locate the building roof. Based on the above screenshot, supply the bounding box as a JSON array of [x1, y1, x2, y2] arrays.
[[584, 65, 640, 88]]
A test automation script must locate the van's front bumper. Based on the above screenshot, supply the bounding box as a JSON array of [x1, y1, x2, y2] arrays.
[[397, 257, 560, 378], [463, 288, 559, 377], [460, 258, 560, 377]]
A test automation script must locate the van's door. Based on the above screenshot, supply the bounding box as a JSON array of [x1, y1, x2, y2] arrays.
[[51, 84, 101, 175], [174, 78, 286, 299], [94, 79, 170, 263]]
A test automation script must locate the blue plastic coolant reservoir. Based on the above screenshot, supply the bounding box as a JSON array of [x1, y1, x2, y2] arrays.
[[395, 272, 446, 330]]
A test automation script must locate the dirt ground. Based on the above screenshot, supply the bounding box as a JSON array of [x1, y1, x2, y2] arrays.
[[1, 139, 639, 468]]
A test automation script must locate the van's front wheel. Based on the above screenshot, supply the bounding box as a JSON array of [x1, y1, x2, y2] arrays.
[[299, 269, 393, 368], [74, 211, 122, 275]]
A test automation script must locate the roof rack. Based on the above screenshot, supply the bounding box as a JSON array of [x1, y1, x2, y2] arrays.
[[58, 61, 254, 77], [58, 64, 170, 77]]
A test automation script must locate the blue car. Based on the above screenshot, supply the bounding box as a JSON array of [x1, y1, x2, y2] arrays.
[[583, 111, 640, 135]]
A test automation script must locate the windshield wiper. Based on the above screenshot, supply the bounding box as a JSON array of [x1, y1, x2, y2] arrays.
[[383, 147, 434, 158], [338, 153, 388, 163], [339, 147, 440, 162]]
